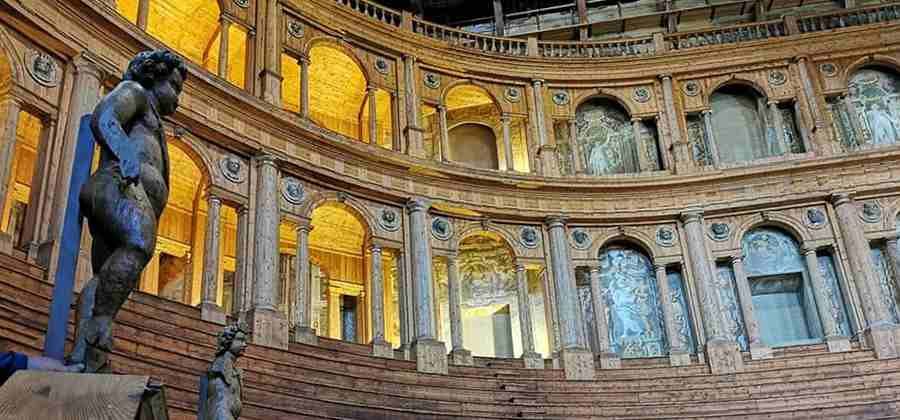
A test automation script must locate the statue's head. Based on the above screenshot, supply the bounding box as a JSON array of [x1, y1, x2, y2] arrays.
[[216, 323, 248, 358], [123, 50, 187, 116]]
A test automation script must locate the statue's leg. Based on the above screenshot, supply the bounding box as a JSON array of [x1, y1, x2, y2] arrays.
[[68, 237, 113, 366]]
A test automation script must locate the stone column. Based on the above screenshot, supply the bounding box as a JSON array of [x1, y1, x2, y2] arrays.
[[731, 255, 771, 359], [501, 114, 515, 172], [233, 206, 250, 317], [403, 54, 426, 158], [299, 54, 310, 119], [589, 265, 619, 369], [515, 264, 543, 368], [802, 246, 851, 352], [261, 0, 282, 105], [831, 193, 899, 358], [437, 105, 450, 162], [655, 264, 691, 366], [0, 97, 21, 233], [201, 193, 226, 324], [217, 17, 231, 79], [701, 109, 720, 166], [447, 253, 472, 365], [794, 55, 828, 145], [629, 118, 643, 172], [546, 216, 595, 380], [369, 243, 392, 357], [568, 118, 584, 175], [768, 100, 789, 154], [367, 86, 379, 145], [680, 211, 743, 373], [396, 250, 414, 357], [248, 155, 288, 349], [659, 74, 684, 172], [406, 197, 447, 374], [294, 221, 316, 344], [532, 79, 558, 176], [136, 0, 150, 29]]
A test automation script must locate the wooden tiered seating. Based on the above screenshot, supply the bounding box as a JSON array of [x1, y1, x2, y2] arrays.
[[2, 253, 899, 419]]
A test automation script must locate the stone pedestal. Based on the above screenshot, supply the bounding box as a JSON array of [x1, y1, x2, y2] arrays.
[[449, 348, 474, 366], [411, 339, 448, 374], [867, 323, 900, 359], [200, 302, 227, 325], [669, 350, 692, 367], [293, 326, 318, 345], [522, 351, 544, 369], [826, 335, 852, 353], [560, 348, 595, 380], [247, 308, 288, 350], [749, 343, 773, 360], [706, 338, 743, 375], [371, 339, 394, 359], [598, 351, 621, 369]]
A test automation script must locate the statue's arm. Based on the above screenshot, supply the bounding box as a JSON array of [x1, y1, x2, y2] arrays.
[[90, 81, 147, 184]]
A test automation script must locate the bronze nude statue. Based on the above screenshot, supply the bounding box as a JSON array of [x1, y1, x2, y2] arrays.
[[201, 324, 247, 420], [69, 50, 187, 373]]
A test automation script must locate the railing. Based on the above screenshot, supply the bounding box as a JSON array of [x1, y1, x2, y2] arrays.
[[797, 4, 900, 33], [411, 18, 529, 56], [334, 0, 402, 27], [538, 36, 655, 58], [665, 20, 787, 51]]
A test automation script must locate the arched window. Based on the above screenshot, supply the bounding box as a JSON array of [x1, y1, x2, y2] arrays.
[[307, 45, 368, 141], [447, 123, 499, 170], [575, 99, 643, 175], [830, 67, 900, 150], [710, 85, 772, 163], [741, 228, 823, 347], [597, 245, 667, 358]]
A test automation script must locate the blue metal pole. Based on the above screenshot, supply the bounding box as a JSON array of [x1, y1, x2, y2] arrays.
[[43, 115, 95, 360]]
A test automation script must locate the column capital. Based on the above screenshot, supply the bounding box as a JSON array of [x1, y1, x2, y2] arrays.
[[219, 14, 234, 25], [514, 263, 526, 273], [436, 104, 447, 112], [885, 233, 900, 244], [544, 215, 567, 228], [295, 220, 313, 233], [830, 191, 854, 206], [72, 52, 106, 80], [658, 73, 673, 81], [369, 242, 383, 253], [366, 85, 378, 94], [729, 254, 744, 264], [255, 153, 278, 168], [206, 193, 223, 206], [630, 117, 642, 123], [701, 108, 713, 115], [402, 53, 417, 62], [653, 263, 667, 272], [405, 196, 431, 213], [679, 209, 703, 223], [588, 265, 601, 275], [237, 204, 250, 216], [792, 54, 811, 64], [500, 113, 512, 122], [297, 53, 310, 65], [531, 78, 545, 87], [767, 99, 780, 107], [800, 245, 818, 255]]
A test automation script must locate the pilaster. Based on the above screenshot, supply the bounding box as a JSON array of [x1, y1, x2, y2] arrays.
[[200, 194, 226, 325]]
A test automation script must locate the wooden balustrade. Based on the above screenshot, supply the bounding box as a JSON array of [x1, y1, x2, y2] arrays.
[[334, 0, 402, 27], [797, 4, 900, 34], [411, 18, 529, 56], [538, 36, 655, 58], [665, 19, 786, 51]]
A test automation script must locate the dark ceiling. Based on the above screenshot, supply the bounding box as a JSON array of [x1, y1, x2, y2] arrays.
[[374, 0, 580, 25]]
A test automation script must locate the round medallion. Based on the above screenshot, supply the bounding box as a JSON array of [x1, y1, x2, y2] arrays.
[[287, 21, 305, 38], [233, 0, 249, 8], [570, 228, 591, 250], [379, 208, 401, 232], [656, 227, 676, 247], [504, 87, 521, 103], [374, 57, 389, 75], [805, 208, 827, 229], [709, 222, 731, 242], [423, 72, 441, 89], [860, 202, 882, 224], [768, 70, 787, 86], [520, 226, 539, 249], [281, 177, 305, 205], [682, 81, 700, 97], [820, 63, 838, 77], [552, 91, 570, 106], [632, 87, 652, 103], [219, 155, 245, 183], [27, 51, 58, 87], [431, 217, 452, 240]]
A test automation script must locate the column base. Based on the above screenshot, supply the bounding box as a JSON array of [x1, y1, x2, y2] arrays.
[[668, 350, 692, 367], [371, 339, 394, 359], [260, 69, 283, 106], [598, 351, 621, 369], [537, 145, 560, 177], [247, 308, 288, 350], [825, 335, 852, 353], [293, 326, 318, 345], [411, 339, 448, 374], [866, 323, 900, 359], [0, 232, 14, 255], [521, 351, 544, 369], [396, 343, 413, 361], [706, 338, 743, 374], [559, 348, 595, 380], [449, 348, 474, 366], [404, 126, 426, 158], [550, 352, 561, 369], [749, 343, 773, 360], [200, 303, 227, 325]]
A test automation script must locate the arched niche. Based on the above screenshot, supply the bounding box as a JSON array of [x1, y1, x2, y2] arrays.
[[306, 44, 370, 142], [833, 66, 900, 150], [574, 98, 644, 175], [447, 123, 499, 170], [709, 84, 776, 164]]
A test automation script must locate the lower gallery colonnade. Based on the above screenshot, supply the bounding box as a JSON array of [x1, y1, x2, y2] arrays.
[[4, 0, 900, 384]]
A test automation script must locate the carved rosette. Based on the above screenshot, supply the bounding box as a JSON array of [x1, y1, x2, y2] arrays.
[[552, 90, 570, 106], [632, 87, 652, 103], [504, 87, 521, 103], [768, 70, 787, 86], [219, 155, 246, 183], [570, 228, 592, 250], [374, 57, 389, 75], [708, 222, 731, 242], [431, 217, 452, 240], [805, 208, 827, 229], [682, 81, 700, 97], [379, 208, 401, 232], [655, 227, 676, 247], [860, 202, 882, 224], [820, 63, 838, 77], [281, 177, 305, 205], [287, 20, 305, 38], [233, 0, 249, 8], [27, 50, 59, 87], [423, 72, 441, 89], [520, 226, 539, 249]]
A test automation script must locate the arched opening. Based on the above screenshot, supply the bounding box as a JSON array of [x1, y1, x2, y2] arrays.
[[307, 44, 368, 141], [741, 227, 825, 347], [833, 66, 900, 150], [0, 110, 42, 249], [869, 216, 900, 325], [575, 98, 656, 175], [115, 0, 248, 88], [594, 243, 667, 358], [447, 123, 498, 170], [710, 84, 774, 163]]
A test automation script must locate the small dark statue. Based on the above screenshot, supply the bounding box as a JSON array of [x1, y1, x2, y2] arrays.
[[201, 324, 247, 420], [70, 50, 186, 372]]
